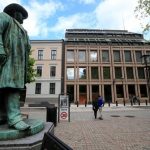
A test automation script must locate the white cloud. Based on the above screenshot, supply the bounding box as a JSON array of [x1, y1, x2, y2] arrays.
[[0, 0, 21, 11], [94, 0, 142, 32], [50, 13, 96, 33], [23, 0, 63, 38], [50, 0, 143, 38], [0, 0, 64, 38], [0, 0, 149, 40]]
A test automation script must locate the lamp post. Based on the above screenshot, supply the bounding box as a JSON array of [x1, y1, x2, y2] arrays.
[[141, 54, 150, 103], [113, 79, 115, 105], [121, 76, 125, 106]]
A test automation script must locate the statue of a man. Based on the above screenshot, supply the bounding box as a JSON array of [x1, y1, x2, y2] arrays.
[[0, 3, 30, 130]]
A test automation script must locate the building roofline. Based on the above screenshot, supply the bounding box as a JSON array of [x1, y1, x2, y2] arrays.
[[30, 39, 64, 43]]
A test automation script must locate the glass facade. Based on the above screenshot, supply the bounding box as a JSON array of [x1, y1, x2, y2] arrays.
[[90, 51, 97, 62], [67, 50, 74, 62], [124, 50, 132, 62], [79, 67, 86, 79], [103, 67, 110, 79], [102, 50, 109, 62], [67, 67, 75, 80], [79, 50, 86, 62], [113, 50, 120, 62], [91, 67, 98, 79], [135, 51, 142, 63]]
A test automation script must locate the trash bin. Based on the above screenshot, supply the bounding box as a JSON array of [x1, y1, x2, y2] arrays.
[[46, 105, 57, 127]]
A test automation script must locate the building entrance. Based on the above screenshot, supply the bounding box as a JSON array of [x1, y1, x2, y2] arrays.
[[104, 85, 112, 102], [79, 85, 87, 104], [67, 85, 74, 103]]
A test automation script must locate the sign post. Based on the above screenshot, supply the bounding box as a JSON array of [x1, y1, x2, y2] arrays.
[[58, 94, 70, 122]]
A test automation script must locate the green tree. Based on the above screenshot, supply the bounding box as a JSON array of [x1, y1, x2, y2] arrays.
[[135, 0, 150, 32], [26, 51, 36, 83]]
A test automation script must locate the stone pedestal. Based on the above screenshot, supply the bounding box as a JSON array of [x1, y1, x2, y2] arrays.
[[0, 121, 54, 150]]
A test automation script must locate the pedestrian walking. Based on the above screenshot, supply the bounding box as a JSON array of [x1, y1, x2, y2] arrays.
[[92, 98, 99, 119], [98, 95, 104, 120]]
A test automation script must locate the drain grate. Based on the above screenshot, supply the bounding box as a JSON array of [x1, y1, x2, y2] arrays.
[[111, 115, 120, 117], [125, 115, 135, 118]]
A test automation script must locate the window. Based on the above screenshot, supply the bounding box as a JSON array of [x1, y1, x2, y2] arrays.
[[103, 67, 110, 79], [91, 67, 98, 79], [67, 50, 74, 62], [78, 50, 86, 62], [113, 50, 121, 62], [90, 51, 97, 62], [35, 83, 41, 94], [51, 50, 56, 60], [146, 51, 150, 63], [135, 51, 142, 63], [126, 67, 134, 79], [38, 50, 43, 60], [102, 50, 109, 62], [37, 66, 42, 77], [115, 67, 122, 79], [124, 50, 132, 62], [50, 83, 55, 94], [79, 67, 86, 79], [137, 67, 145, 79], [67, 67, 75, 80], [50, 66, 56, 77]]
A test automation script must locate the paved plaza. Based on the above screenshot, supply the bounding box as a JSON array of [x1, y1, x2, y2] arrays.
[[55, 104, 150, 150], [22, 104, 150, 150]]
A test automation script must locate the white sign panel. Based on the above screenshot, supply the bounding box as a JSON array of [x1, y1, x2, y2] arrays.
[[58, 95, 70, 122]]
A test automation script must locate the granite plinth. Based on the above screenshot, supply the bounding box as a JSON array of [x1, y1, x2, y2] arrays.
[[0, 122, 54, 150], [0, 119, 44, 140]]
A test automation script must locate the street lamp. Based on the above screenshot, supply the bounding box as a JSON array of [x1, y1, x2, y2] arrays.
[[141, 54, 150, 103], [121, 76, 125, 106]]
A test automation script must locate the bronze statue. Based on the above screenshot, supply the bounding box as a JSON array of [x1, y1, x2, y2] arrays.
[[0, 3, 30, 130]]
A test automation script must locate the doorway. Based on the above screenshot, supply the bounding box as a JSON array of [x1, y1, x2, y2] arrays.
[[104, 85, 112, 102], [92, 85, 99, 101], [67, 85, 74, 103], [79, 85, 87, 104]]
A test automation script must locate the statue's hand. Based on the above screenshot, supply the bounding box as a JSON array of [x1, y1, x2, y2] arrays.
[[0, 54, 7, 66]]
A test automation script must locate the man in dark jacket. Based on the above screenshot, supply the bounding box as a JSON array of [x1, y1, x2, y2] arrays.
[[0, 3, 30, 130], [92, 98, 99, 119]]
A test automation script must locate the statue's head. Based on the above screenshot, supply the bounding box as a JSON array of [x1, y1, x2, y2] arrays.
[[3, 3, 28, 24]]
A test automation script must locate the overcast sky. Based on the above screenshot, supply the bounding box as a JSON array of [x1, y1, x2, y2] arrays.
[[0, 0, 149, 40]]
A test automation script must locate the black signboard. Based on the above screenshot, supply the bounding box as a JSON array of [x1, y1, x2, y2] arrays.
[[41, 132, 73, 150]]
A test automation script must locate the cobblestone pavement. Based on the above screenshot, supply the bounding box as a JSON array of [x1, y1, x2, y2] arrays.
[[55, 105, 150, 150]]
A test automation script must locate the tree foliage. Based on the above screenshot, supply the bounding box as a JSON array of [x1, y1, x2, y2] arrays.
[[135, 0, 150, 32], [26, 51, 36, 83]]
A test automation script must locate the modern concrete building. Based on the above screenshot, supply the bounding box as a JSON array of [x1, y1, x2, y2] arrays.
[[64, 29, 150, 104], [26, 40, 64, 104]]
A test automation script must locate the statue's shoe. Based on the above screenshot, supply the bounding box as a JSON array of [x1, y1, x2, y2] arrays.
[[12, 121, 30, 131]]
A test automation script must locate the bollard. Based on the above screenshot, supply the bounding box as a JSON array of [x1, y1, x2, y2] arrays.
[[85, 101, 87, 107], [76, 101, 79, 107], [108, 102, 110, 107], [130, 100, 133, 106], [123, 100, 125, 106], [138, 100, 140, 106], [145, 100, 148, 106], [116, 101, 118, 106]]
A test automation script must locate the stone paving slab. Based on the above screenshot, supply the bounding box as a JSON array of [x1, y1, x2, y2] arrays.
[[55, 108, 150, 150]]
